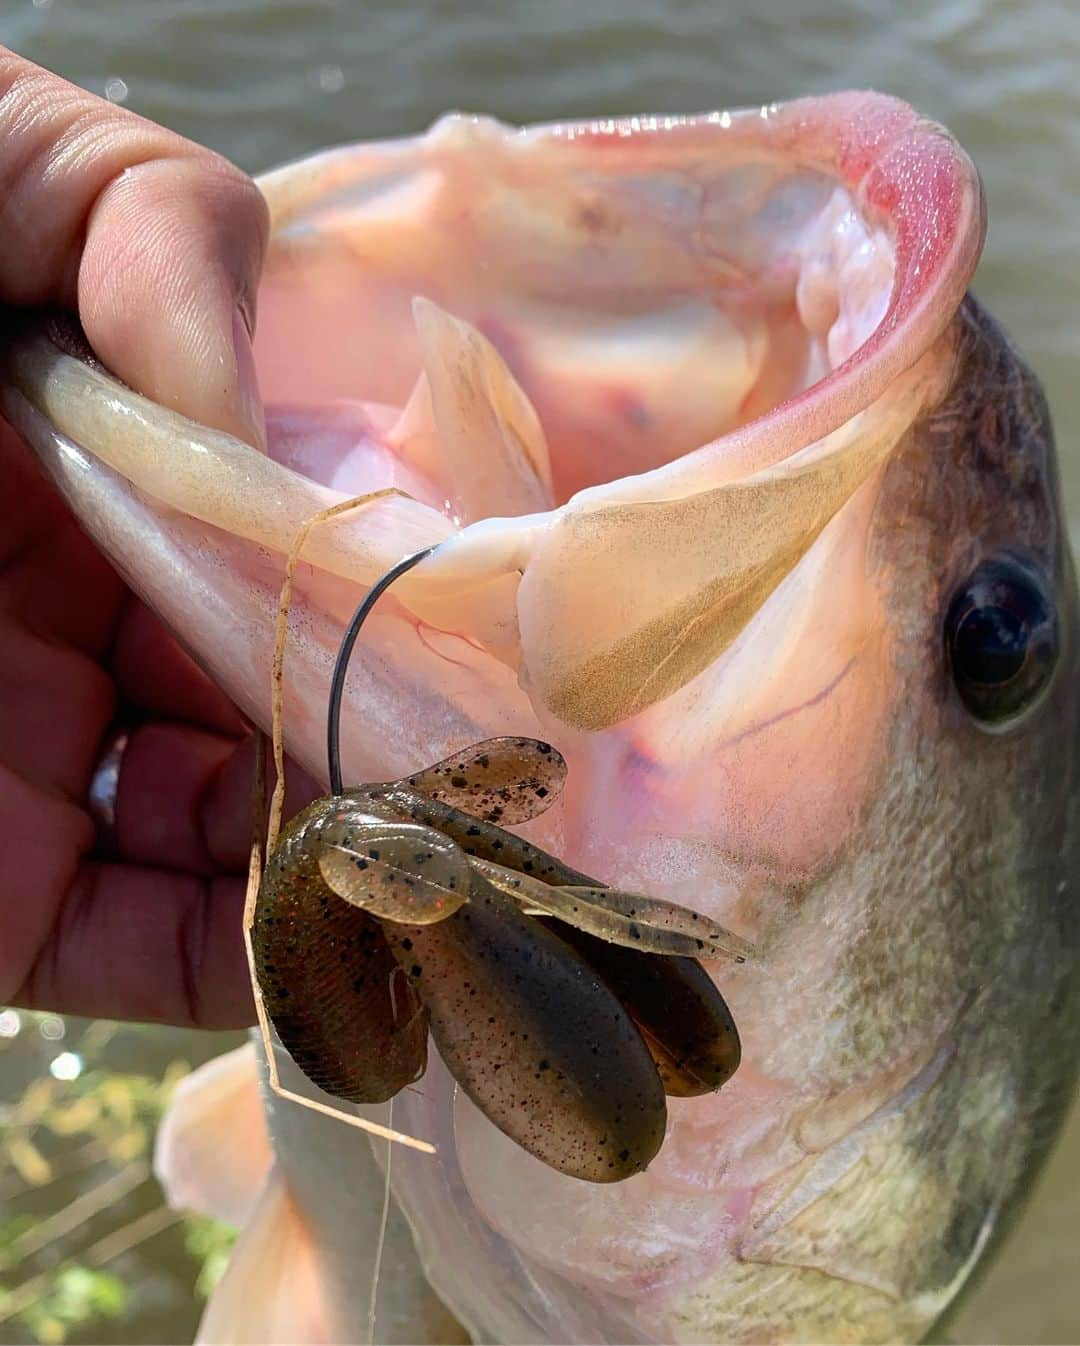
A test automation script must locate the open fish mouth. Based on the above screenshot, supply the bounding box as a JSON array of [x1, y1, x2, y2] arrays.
[[1, 91, 980, 765], [10, 91, 1062, 1346]]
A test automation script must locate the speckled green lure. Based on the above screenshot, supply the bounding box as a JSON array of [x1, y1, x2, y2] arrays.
[[252, 549, 745, 1183]]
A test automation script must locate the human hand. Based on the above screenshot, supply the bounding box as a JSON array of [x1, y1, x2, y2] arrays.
[[0, 48, 293, 1029]]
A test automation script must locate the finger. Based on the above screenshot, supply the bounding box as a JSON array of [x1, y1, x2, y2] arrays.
[[114, 724, 323, 875], [0, 422, 125, 658], [0, 619, 115, 798], [114, 722, 238, 875], [13, 863, 254, 1030], [1, 739, 318, 1029], [0, 761, 94, 1002], [0, 697, 249, 1028], [0, 763, 250, 1029], [110, 599, 247, 737], [200, 733, 324, 870], [0, 49, 269, 446]]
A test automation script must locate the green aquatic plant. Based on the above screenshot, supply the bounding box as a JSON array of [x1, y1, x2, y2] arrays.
[[0, 1012, 240, 1344], [14, 1267, 128, 1345]]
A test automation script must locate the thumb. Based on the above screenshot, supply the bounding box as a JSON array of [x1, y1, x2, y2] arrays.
[[0, 48, 269, 448]]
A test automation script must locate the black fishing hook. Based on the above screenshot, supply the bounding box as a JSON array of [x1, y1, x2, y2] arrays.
[[326, 545, 438, 795]]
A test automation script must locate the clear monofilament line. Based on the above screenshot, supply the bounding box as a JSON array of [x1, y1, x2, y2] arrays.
[[366, 1099, 395, 1346]]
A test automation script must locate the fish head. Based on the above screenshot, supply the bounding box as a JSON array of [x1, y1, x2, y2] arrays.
[[4, 91, 1077, 1344]]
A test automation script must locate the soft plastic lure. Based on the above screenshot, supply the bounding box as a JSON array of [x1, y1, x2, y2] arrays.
[[247, 533, 746, 1183]]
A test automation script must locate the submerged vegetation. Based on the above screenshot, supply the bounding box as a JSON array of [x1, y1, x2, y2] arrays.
[[0, 1013, 243, 1344]]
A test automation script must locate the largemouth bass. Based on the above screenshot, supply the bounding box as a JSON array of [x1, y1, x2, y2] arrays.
[[3, 91, 1077, 1344]]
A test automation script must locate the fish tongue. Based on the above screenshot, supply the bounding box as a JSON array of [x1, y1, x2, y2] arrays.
[[385, 368, 445, 487], [412, 296, 555, 522]]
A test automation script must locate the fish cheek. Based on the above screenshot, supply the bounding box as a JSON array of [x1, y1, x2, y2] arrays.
[[536, 920, 741, 1097], [384, 881, 667, 1183], [253, 826, 429, 1105]]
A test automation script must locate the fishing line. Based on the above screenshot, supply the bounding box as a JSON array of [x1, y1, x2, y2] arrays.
[[366, 1099, 395, 1346], [327, 545, 437, 795]]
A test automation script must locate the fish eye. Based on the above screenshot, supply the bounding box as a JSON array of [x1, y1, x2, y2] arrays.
[[945, 553, 1059, 725]]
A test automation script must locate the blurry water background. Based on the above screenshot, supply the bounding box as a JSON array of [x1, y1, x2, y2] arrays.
[[0, 0, 1077, 1341]]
